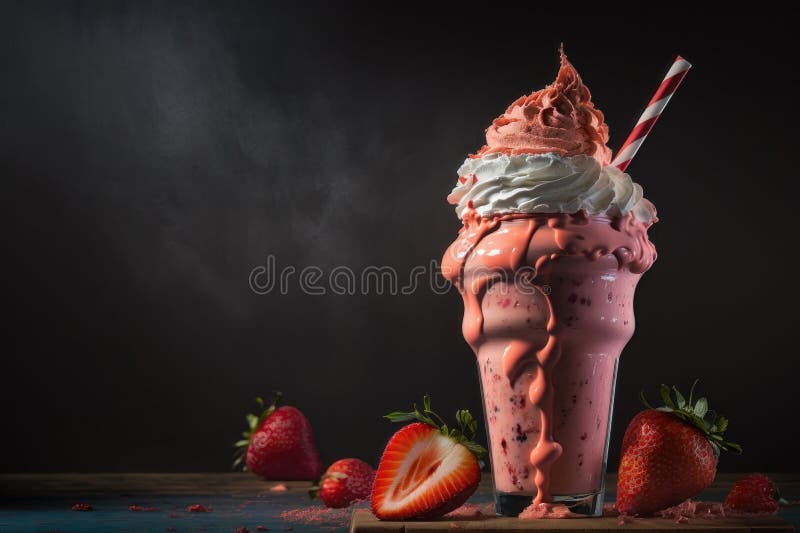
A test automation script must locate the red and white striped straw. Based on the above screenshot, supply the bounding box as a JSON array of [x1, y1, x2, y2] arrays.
[[611, 56, 692, 172]]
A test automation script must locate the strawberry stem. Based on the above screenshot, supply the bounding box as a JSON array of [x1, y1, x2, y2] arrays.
[[642, 381, 742, 455], [232, 392, 284, 470], [385, 394, 487, 459], [309, 470, 349, 499]]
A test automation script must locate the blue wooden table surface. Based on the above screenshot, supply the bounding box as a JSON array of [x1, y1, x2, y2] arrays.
[[1, 473, 797, 533]]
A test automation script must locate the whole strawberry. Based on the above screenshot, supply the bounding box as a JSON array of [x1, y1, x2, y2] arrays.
[[617, 382, 741, 515], [234, 392, 322, 480], [371, 395, 486, 520], [724, 474, 781, 514], [310, 458, 376, 508]]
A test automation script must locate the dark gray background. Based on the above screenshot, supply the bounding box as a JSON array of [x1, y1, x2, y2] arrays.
[[2, 2, 797, 473]]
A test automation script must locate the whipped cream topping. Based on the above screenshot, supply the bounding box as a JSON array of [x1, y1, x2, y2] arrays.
[[447, 153, 657, 223]]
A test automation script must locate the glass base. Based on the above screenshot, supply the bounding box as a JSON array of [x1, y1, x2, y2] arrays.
[[494, 490, 605, 517]]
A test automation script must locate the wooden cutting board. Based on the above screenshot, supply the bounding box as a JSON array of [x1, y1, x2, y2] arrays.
[[350, 509, 795, 533]]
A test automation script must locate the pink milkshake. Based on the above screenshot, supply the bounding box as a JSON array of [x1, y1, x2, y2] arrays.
[[441, 51, 657, 516]]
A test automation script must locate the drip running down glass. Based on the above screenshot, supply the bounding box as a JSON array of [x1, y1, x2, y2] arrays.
[[443, 214, 654, 516]]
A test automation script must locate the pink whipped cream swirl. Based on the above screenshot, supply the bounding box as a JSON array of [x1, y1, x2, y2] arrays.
[[475, 50, 612, 165]]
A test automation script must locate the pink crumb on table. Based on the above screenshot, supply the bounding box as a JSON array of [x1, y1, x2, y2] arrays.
[[279, 502, 368, 527], [658, 500, 727, 522], [166, 528, 176, 532], [129, 504, 160, 512], [234, 528, 251, 533], [604, 502, 634, 524], [445, 503, 493, 520], [605, 500, 775, 524], [269, 483, 289, 492], [186, 504, 211, 512], [519, 502, 580, 519], [614, 499, 779, 525], [617, 514, 634, 525], [71, 503, 93, 511], [256, 527, 269, 531]]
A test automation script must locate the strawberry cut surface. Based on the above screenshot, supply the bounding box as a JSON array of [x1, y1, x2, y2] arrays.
[[371, 423, 480, 520]]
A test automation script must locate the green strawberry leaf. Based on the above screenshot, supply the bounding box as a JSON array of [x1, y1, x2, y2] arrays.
[[385, 395, 487, 460], [694, 397, 708, 418], [649, 381, 741, 458], [463, 441, 488, 459], [233, 393, 283, 471], [660, 384, 676, 409], [384, 411, 418, 422], [688, 379, 699, 405], [725, 442, 743, 454], [672, 387, 687, 409], [423, 395, 432, 413]]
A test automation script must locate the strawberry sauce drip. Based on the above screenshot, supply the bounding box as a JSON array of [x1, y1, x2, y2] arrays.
[[442, 209, 655, 505]]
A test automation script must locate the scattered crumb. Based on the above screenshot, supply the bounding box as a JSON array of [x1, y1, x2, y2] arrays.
[[169, 513, 178, 518], [234, 528, 251, 533], [606, 499, 780, 524], [603, 503, 619, 517], [71, 503, 93, 512], [283, 528, 293, 531], [167, 528, 176, 532], [279, 502, 368, 528], [657, 500, 727, 521], [449, 522, 460, 529], [129, 504, 160, 512], [256, 527, 269, 531], [270, 483, 289, 492], [445, 503, 486, 520], [445, 502, 495, 520], [186, 504, 211, 513], [519, 502, 580, 519]]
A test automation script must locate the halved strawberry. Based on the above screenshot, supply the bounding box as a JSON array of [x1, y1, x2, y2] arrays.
[[371, 395, 485, 520]]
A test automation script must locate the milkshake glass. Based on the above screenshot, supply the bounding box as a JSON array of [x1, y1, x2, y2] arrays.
[[441, 52, 657, 516]]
